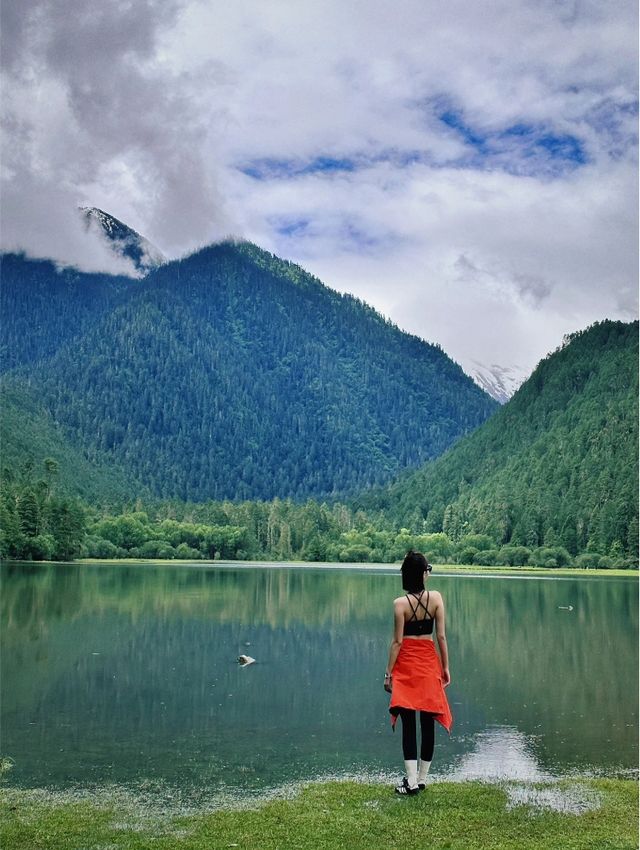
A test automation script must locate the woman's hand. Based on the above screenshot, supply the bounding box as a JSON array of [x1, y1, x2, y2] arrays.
[[384, 673, 392, 693], [442, 668, 451, 688]]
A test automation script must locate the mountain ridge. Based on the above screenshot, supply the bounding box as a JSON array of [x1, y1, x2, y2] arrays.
[[1, 239, 497, 502], [357, 319, 638, 557]]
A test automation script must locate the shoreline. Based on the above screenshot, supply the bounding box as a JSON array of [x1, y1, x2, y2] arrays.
[[1, 777, 637, 850], [5, 558, 637, 578]]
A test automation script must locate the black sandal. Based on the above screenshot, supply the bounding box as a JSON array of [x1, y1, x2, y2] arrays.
[[394, 777, 419, 796], [417, 782, 426, 791]]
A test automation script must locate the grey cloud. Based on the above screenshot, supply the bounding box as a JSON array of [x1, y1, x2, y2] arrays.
[[1, 0, 232, 260], [615, 284, 640, 316], [512, 273, 552, 306], [1, 0, 181, 74], [0, 0, 34, 71], [1, 0, 636, 373], [454, 255, 551, 308], [454, 254, 481, 278], [1, 164, 138, 275]]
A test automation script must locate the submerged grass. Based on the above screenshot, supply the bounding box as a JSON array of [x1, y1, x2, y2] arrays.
[[1, 778, 637, 850]]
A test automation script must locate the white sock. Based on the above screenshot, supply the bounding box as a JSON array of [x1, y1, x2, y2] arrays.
[[418, 760, 432, 784], [404, 759, 418, 788]]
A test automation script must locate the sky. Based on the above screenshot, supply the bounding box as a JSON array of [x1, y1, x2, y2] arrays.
[[1, 0, 638, 379]]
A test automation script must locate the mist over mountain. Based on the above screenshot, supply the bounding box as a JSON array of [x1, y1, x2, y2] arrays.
[[1, 233, 497, 502], [80, 207, 166, 274]]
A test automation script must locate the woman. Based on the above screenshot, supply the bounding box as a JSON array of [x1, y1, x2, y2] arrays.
[[384, 550, 452, 795]]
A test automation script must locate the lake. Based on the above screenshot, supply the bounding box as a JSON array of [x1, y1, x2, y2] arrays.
[[1, 562, 637, 797]]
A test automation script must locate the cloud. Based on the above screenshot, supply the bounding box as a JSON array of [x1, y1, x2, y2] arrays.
[[454, 256, 551, 309], [1, 0, 232, 263], [227, 152, 636, 372], [1, 163, 137, 275], [1, 0, 637, 372]]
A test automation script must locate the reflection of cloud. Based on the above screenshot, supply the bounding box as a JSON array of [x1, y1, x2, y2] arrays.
[[446, 726, 553, 782]]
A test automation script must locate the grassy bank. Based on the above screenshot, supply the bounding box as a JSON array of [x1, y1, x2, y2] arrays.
[[71, 557, 638, 577], [1, 779, 637, 850]]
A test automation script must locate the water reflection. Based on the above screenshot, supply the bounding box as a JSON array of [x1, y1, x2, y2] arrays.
[[1, 562, 637, 791], [447, 727, 552, 782]]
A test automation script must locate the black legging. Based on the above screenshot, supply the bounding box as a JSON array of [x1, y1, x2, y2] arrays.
[[399, 709, 435, 761]]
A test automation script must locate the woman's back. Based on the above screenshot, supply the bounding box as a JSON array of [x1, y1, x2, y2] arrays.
[[396, 589, 442, 639]]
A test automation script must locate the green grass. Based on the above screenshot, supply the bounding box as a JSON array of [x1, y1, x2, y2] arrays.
[[1, 779, 637, 850]]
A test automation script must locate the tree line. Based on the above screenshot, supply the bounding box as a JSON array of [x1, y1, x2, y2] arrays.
[[1, 459, 636, 568]]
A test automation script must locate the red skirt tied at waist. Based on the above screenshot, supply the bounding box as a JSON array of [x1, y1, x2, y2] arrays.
[[389, 639, 453, 733]]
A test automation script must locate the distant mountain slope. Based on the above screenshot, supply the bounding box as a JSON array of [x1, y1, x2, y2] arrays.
[[1, 239, 497, 502], [0, 379, 137, 502], [80, 207, 165, 273], [0, 253, 131, 373], [359, 320, 638, 556]]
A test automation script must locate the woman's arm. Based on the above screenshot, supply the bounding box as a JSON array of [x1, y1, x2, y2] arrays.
[[435, 594, 451, 686], [385, 599, 405, 689]]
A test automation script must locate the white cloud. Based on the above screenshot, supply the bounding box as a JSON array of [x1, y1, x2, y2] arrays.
[[1, 0, 637, 373], [222, 153, 637, 373]]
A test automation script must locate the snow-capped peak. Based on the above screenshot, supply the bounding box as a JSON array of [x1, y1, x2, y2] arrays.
[[79, 207, 165, 274], [468, 360, 529, 404]]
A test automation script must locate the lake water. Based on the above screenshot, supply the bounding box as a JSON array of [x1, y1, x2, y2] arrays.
[[1, 562, 637, 797]]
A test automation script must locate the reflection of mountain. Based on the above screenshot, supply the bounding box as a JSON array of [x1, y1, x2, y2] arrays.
[[2, 564, 637, 789], [442, 575, 639, 772]]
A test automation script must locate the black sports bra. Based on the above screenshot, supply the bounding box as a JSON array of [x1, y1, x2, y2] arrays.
[[403, 591, 434, 636]]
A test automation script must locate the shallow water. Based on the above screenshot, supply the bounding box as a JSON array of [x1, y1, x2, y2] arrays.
[[1, 562, 637, 794]]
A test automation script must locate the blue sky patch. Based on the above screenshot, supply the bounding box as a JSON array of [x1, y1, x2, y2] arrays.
[[240, 112, 591, 187], [496, 123, 587, 164], [239, 149, 433, 181], [273, 217, 311, 237], [534, 132, 586, 164], [436, 106, 590, 174], [439, 108, 488, 150], [269, 212, 401, 257], [240, 156, 357, 180]]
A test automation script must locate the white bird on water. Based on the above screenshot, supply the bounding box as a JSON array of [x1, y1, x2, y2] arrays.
[[238, 654, 256, 665], [558, 605, 574, 611]]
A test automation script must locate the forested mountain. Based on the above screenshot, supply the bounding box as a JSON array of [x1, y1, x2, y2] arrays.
[[357, 320, 639, 558], [0, 241, 497, 502], [0, 253, 131, 373], [0, 381, 137, 503]]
